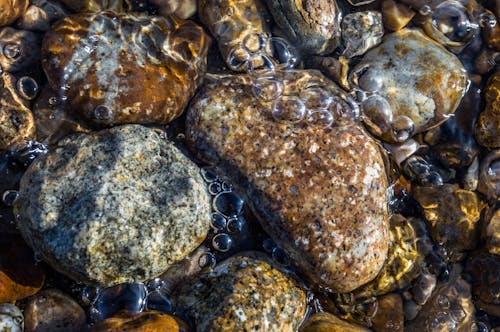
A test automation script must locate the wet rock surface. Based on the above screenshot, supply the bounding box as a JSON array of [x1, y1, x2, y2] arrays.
[[475, 71, 500, 148], [186, 69, 390, 293], [0, 303, 23, 332], [341, 11, 384, 58], [0, 27, 42, 73], [24, 289, 86, 332], [351, 29, 469, 143], [14, 125, 211, 286], [42, 11, 210, 127], [174, 253, 306, 332], [300, 312, 370, 332], [371, 293, 404, 332], [0, 0, 28, 27], [91, 311, 191, 332]]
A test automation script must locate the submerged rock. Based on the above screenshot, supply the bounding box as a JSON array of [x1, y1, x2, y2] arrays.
[[0, 304, 23, 332], [0, 27, 42, 73], [351, 29, 469, 143], [14, 125, 211, 286], [186, 70, 390, 293], [475, 71, 500, 148], [174, 253, 306, 332], [341, 11, 384, 58], [42, 11, 210, 127], [0, 0, 28, 27], [300, 312, 370, 332], [91, 311, 190, 332]]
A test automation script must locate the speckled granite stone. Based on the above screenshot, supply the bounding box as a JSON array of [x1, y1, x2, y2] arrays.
[[14, 125, 211, 286], [351, 29, 469, 143], [186, 70, 390, 293], [174, 253, 306, 332]]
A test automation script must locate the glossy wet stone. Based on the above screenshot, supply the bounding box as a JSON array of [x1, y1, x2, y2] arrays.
[[412, 184, 485, 262], [16, 0, 67, 32], [0, 304, 23, 332], [150, 0, 197, 19], [0, 73, 36, 151], [174, 253, 306, 332], [24, 289, 86, 332], [299, 312, 370, 332], [483, 206, 500, 255], [186, 70, 390, 293], [341, 11, 384, 58], [0, 0, 28, 27], [266, 0, 341, 54], [59, 0, 122, 12], [14, 125, 211, 286], [351, 28, 469, 143], [381, 0, 415, 32], [0, 235, 45, 303], [0, 27, 42, 73], [42, 11, 210, 127], [371, 293, 404, 332], [475, 71, 500, 148], [406, 266, 475, 332], [91, 311, 190, 332]]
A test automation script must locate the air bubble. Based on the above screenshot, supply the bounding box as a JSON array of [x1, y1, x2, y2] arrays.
[[478, 12, 497, 28], [48, 96, 61, 109], [81, 287, 98, 306], [146, 290, 173, 313], [392, 115, 414, 142], [221, 181, 232, 192], [15, 141, 48, 167], [208, 181, 223, 195], [300, 87, 332, 110], [201, 167, 219, 183], [252, 74, 284, 102], [227, 47, 252, 71], [431, 0, 474, 42], [16, 76, 39, 100], [198, 252, 216, 268], [242, 33, 266, 53], [2, 190, 19, 206], [146, 278, 164, 290], [267, 37, 298, 69], [306, 110, 334, 127], [437, 294, 450, 309], [262, 238, 275, 253], [212, 233, 232, 252], [419, 5, 432, 16], [272, 96, 306, 123], [429, 312, 456, 331], [211, 212, 227, 232], [94, 105, 113, 121], [213, 191, 244, 217], [3, 43, 20, 59], [450, 307, 466, 322], [93, 283, 147, 320], [227, 216, 244, 233], [272, 247, 290, 266]]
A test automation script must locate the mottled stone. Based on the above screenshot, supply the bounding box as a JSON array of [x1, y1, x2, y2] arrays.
[[266, 0, 341, 54], [411, 271, 437, 305], [413, 184, 485, 261], [478, 149, 500, 199], [406, 266, 475, 332], [300, 312, 370, 332], [0, 27, 42, 73], [0, 73, 36, 151], [341, 11, 384, 58], [0, 304, 23, 332], [483, 12, 500, 51], [0, 0, 28, 27], [91, 311, 190, 332], [24, 289, 86, 332], [381, 0, 415, 32], [186, 70, 390, 293], [0, 235, 45, 303], [475, 71, 500, 147], [59, 0, 123, 12], [14, 125, 211, 286], [484, 206, 500, 255], [174, 253, 306, 332], [16, 0, 67, 32], [351, 29, 469, 143], [151, 0, 197, 19], [465, 251, 500, 317], [371, 294, 404, 332], [42, 11, 210, 127]]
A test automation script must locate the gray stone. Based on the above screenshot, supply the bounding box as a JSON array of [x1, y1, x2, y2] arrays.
[[14, 124, 211, 286], [0, 304, 23, 332]]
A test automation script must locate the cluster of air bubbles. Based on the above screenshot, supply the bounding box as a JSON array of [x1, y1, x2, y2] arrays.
[[2, 190, 19, 206], [478, 12, 497, 28], [402, 155, 444, 186], [262, 238, 290, 266], [2, 43, 20, 59], [84, 280, 175, 322], [201, 167, 245, 253], [227, 33, 298, 72], [431, 0, 477, 42]]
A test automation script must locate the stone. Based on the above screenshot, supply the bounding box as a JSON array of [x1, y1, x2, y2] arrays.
[[341, 11, 384, 58], [16, 0, 67, 32], [478, 149, 500, 199], [59, 0, 122, 12], [406, 266, 475, 332], [475, 71, 500, 147], [186, 69, 390, 293], [0, 27, 42, 73], [151, 0, 197, 19], [0, 0, 28, 27], [381, 0, 415, 32], [174, 253, 306, 332], [14, 125, 211, 286], [266, 0, 341, 54], [413, 184, 485, 262], [0, 304, 23, 332], [350, 29, 469, 143], [0, 234, 45, 303], [299, 312, 370, 332], [0, 72, 36, 151], [371, 294, 404, 332], [198, 0, 276, 72], [24, 289, 86, 332], [42, 11, 210, 127], [91, 311, 190, 332], [483, 206, 500, 255], [411, 271, 437, 305]]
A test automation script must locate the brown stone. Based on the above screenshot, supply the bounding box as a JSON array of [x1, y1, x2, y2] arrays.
[[91, 311, 190, 332], [475, 71, 500, 147], [151, 0, 197, 19], [0, 0, 28, 27], [0, 234, 45, 303], [186, 69, 390, 293], [381, 0, 415, 32], [484, 206, 500, 255], [59, 0, 123, 12], [42, 11, 210, 127], [300, 312, 370, 332], [483, 10, 500, 51], [371, 294, 404, 332]]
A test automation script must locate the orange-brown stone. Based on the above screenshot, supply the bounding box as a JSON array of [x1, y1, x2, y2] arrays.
[[0, 0, 29, 27], [476, 71, 500, 147], [91, 311, 190, 332]]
